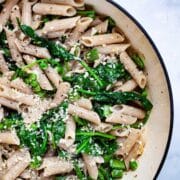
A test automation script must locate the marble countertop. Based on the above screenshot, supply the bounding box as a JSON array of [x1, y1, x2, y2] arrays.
[[114, 0, 180, 179]]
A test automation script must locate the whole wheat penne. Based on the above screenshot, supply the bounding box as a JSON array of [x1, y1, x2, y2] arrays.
[[92, 122, 113, 133], [32, 14, 42, 30], [59, 116, 76, 149], [39, 157, 73, 177], [2, 149, 31, 180], [44, 65, 62, 88], [22, 0, 37, 26], [5, 28, 24, 66], [124, 135, 145, 169], [114, 79, 137, 92], [96, 44, 130, 55], [0, 0, 19, 32], [120, 52, 147, 88], [75, 97, 92, 110], [68, 104, 101, 125], [42, 16, 80, 34], [83, 154, 99, 180], [110, 128, 130, 137], [51, 82, 70, 108], [0, 97, 20, 110], [0, 131, 20, 145], [15, 39, 51, 59], [33, 3, 76, 16], [83, 20, 108, 37], [10, 78, 33, 95], [0, 107, 4, 122], [23, 55, 53, 91], [115, 129, 143, 156], [10, 5, 21, 30], [69, 17, 93, 43], [112, 105, 145, 119], [43, 30, 65, 39], [0, 52, 9, 73], [41, 0, 85, 7], [0, 84, 36, 106], [106, 111, 137, 125], [81, 33, 124, 47]]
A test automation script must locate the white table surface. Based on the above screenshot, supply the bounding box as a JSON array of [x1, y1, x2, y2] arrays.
[[113, 0, 180, 179]]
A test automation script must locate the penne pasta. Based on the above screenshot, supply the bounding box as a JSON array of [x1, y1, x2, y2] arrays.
[[22, 0, 37, 26], [10, 78, 33, 95], [124, 135, 145, 169], [39, 157, 73, 177], [83, 154, 103, 180], [110, 128, 130, 137], [44, 65, 62, 88], [106, 111, 137, 125], [120, 51, 147, 88], [116, 129, 143, 156], [51, 82, 71, 108], [0, 97, 21, 110], [91, 122, 113, 133], [59, 116, 76, 149], [114, 79, 137, 92], [41, 0, 85, 7], [1, 149, 31, 180], [4, 28, 24, 66], [75, 97, 92, 110], [96, 44, 130, 55], [33, 3, 76, 16], [0, 52, 9, 74], [42, 16, 80, 34], [0, 107, 4, 122], [0, 131, 20, 145], [43, 30, 66, 39], [0, 84, 36, 106], [23, 55, 53, 91], [112, 105, 145, 119], [83, 20, 109, 37], [15, 39, 51, 59], [81, 33, 124, 47], [0, 0, 19, 32], [10, 5, 21, 30], [69, 17, 93, 43], [68, 104, 101, 125], [32, 14, 42, 30]]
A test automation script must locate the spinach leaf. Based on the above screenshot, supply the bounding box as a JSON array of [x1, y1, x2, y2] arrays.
[[95, 63, 128, 86], [76, 130, 117, 156], [19, 23, 75, 61], [79, 89, 153, 111], [77, 10, 96, 19], [132, 54, 145, 70], [0, 112, 23, 131], [106, 16, 116, 31]]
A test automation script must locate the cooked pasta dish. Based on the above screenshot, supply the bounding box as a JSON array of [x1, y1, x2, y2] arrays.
[[0, 0, 153, 179]]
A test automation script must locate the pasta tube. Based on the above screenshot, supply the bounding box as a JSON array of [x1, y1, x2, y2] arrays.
[[120, 52, 147, 88], [81, 33, 124, 47], [33, 3, 76, 16]]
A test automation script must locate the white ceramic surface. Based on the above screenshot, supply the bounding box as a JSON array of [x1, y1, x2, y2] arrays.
[[114, 1, 179, 179]]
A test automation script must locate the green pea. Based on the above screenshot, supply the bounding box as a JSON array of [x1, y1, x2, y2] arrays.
[[29, 74, 37, 81], [34, 85, 41, 92], [111, 169, 123, 178], [31, 80, 38, 88], [39, 61, 48, 70], [129, 160, 138, 171], [110, 159, 126, 170]]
